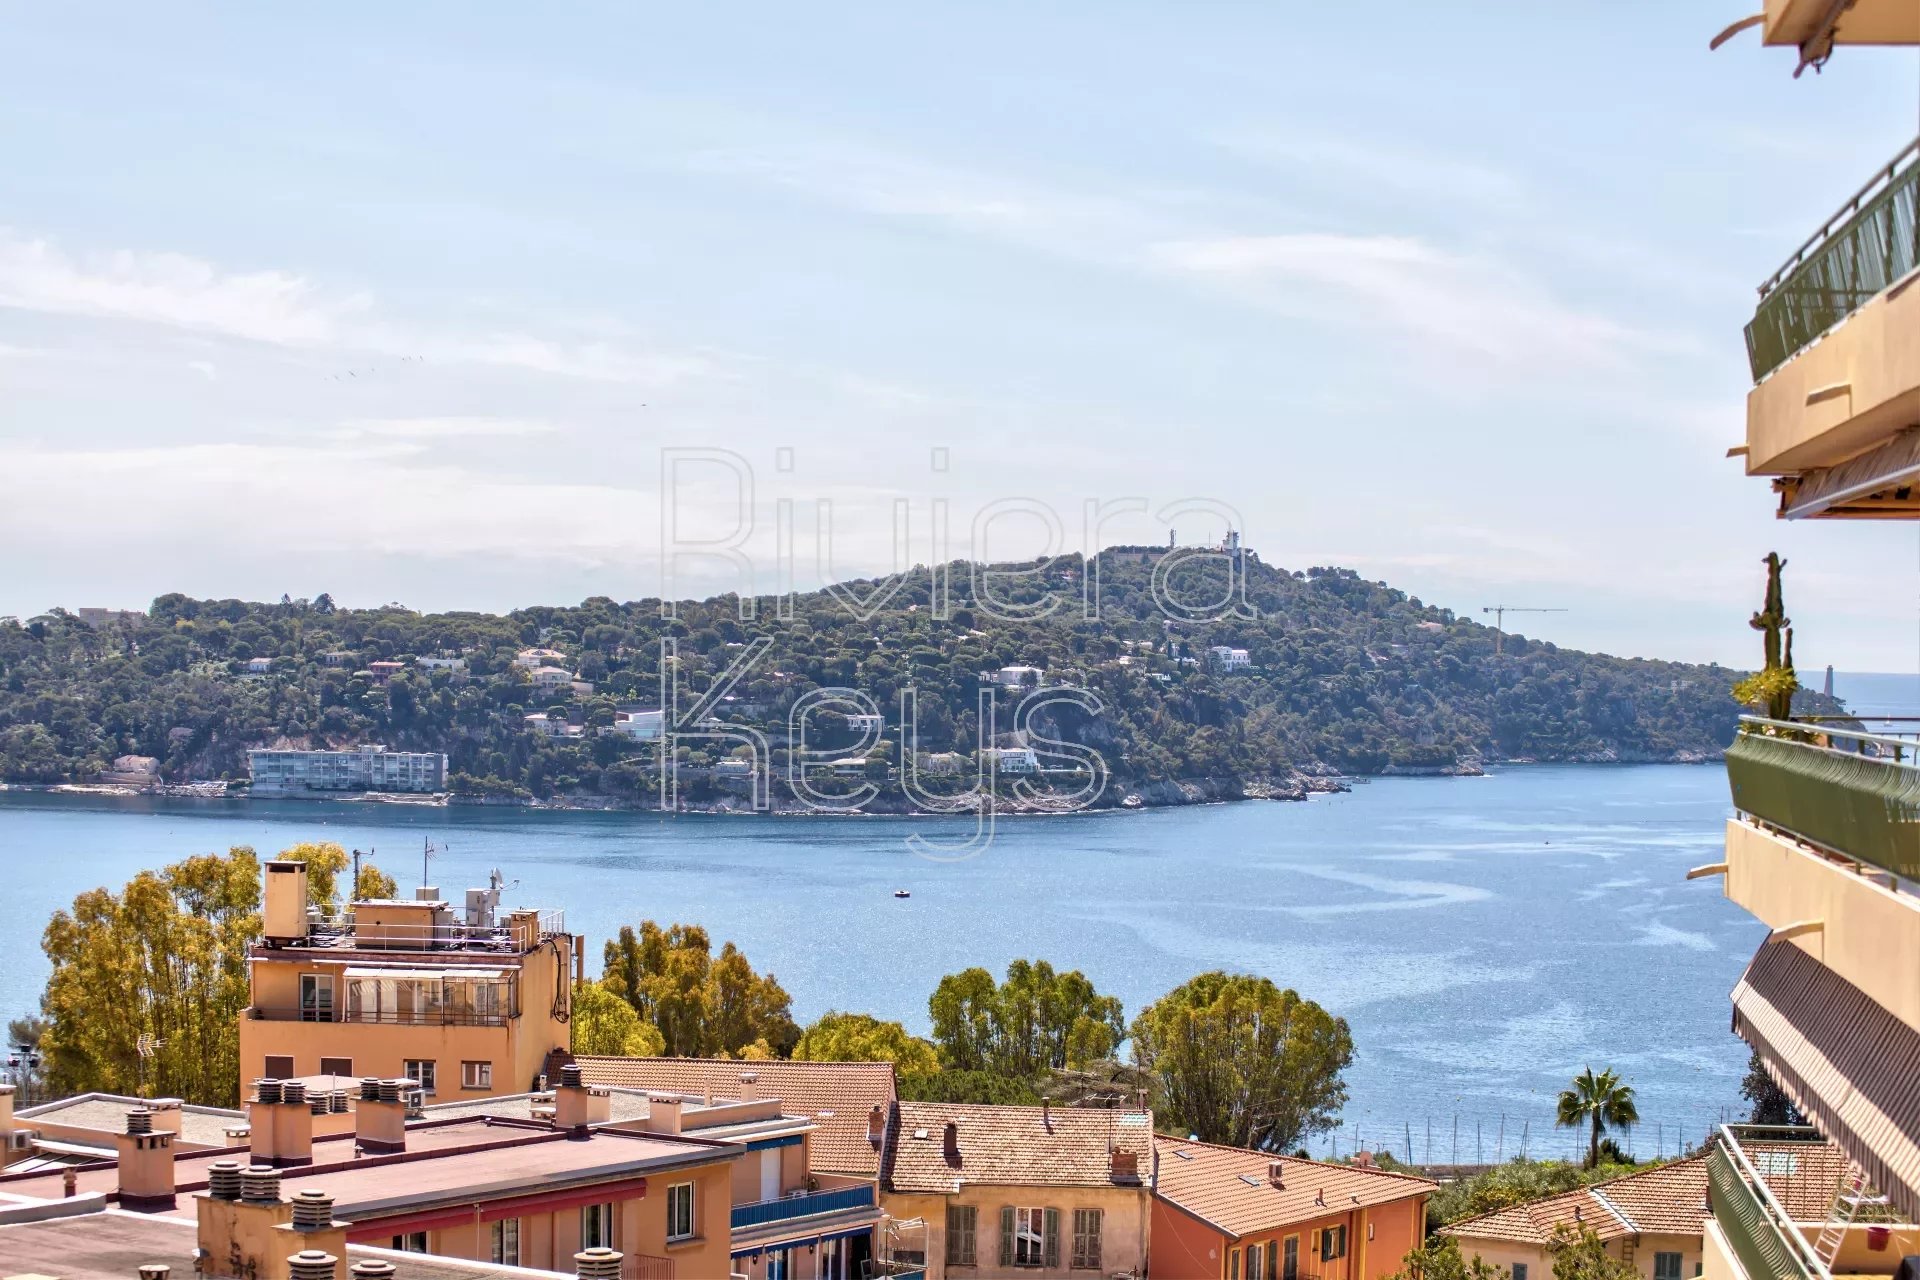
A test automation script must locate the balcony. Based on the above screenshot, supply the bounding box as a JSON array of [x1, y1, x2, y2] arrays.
[[246, 1004, 514, 1027], [1724, 719, 1920, 879], [1705, 1126, 1917, 1280], [1755, 0, 1920, 55], [1741, 139, 1920, 518], [730, 1184, 876, 1232]]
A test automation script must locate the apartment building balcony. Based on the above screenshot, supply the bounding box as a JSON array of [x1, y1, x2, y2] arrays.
[[729, 1183, 877, 1232], [1703, 1126, 1918, 1280], [244, 1004, 515, 1027], [1741, 139, 1920, 518], [1752, 0, 1920, 54], [1724, 719, 1920, 879]]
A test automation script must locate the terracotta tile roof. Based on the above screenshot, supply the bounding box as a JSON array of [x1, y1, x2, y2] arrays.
[[569, 1055, 897, 1176], [1445, 1146, 1855, 1247], [1154, 1138, 1435, 1241], [882, 1102, 1153, 1195]]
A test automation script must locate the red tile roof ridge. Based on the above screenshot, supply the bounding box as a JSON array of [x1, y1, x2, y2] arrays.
[[1155, 1135, 1441, 1188], [1446, 1156, 1710, 1243]]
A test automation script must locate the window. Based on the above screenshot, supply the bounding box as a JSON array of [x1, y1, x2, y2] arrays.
[[1284, 1236, 1299, 1280], [319, 1056, 352, 1077], [461, 1060, 493, 1090], [1654, 1253, 1684, 1280], [264, 1055, 295, 1079], [391, 1232, 427, 1253], [1753, 1152, 1799, 1177], [1513, 1265, 1528, 1280], [299, 973, 334, 1022], [1321, 1225, 1348, 1262], [1230, 1248, 1241, 1280], [1071, 1208, 1103, 1270], [766, 1248, 790, 1280], [947, 1204, 978, 1267], [490, 1219, 520, 1266], [1001, 1206, 1057, 1269], [403, 1059, 436, 1095], [582, 1201, 615, 1249], [667, 1182, 695, 1242], [1246, 1243, 1265, 1280], [1266, 1241, 1278, 1280]]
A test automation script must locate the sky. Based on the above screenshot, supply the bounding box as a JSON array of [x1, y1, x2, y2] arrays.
[[0, 3, 1916, 669]]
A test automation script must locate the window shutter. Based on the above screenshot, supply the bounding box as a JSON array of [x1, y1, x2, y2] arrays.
[[1044, 1207, 1060, 1270], [1000, 1206, 1015, 1268], [1087, 1208, 1103, 1268]]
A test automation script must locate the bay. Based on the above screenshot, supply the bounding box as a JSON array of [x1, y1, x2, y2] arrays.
[[0, 761, 1758, 1164]]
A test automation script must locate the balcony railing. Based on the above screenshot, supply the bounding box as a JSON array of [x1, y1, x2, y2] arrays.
[[1727, 718, 1920, 879], [246, 1005, 513, 1027], [1745, 137, 1919, 382], [731, 1184, 876, 1231], [1708, 1127, 1824, 1280], [621, 1255, 674, 1280]]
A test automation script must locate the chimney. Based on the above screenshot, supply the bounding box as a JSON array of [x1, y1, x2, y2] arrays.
[[286, 1252, 338, 1280], [198, 1164, 297, 1280], [350, 1265, 397, 1280], [943, 1120, 960, 1164], [139, 1267, 171, 1280], [737, 1071, 759, 1102], [147, 1098, 184, 1135], [249, 1079, 315, 1167], [867, 1105, 886, 1148], [263, 861, 312, 943], [115, 1107, 178, 1211], [273, 1188, 349, 1275], [575, 1247, 624, 1280], [1353, 1150, 1374, 1169], [647, 1094, 683, 1137], [353, 1079, 407, 1154], [1268, 1159, 1286, 1188], [1042, 1099, 1052, 1130], [0, 1083, 15, 1140], [1112, 1149, 1139, 1180], [553, 1066, 609, 1133]]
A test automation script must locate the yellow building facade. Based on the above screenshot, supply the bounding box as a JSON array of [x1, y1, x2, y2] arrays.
[[238, 859, 577, 1100]]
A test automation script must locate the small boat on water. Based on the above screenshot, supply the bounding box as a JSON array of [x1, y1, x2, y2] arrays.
[[893, 888, 911, 899]]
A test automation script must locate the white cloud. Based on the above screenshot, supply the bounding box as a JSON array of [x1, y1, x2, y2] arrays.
[[187, 360, 218, 380], [0, 228, 718, 389], [0, 229, 367, 346], [1153, 232, 1652, 370], [338, 416, 561, 441]]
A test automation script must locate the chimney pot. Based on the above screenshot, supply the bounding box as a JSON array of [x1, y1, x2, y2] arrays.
[[138, 1266, 171, 1280], [292, 1188, 335, 1231], [287, 1249, 339, 1280], [574, 1247, 623, 1280], [62, 1168, 77, 1198], [359, 1077, 382, 1103], [329, 1090, 349, 1115], [242, 1165, 282, 1203], [255, 1078, 283, 1105], [126, 1107, 154, 1136], [207, 1160, 244, 1201], [281, 1080, 307, 1107], [560, 1063, 585, 1090], [350, 1265, 397, 1280]]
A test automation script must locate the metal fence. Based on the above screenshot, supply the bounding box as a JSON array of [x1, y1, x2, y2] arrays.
[[1745, 138, 1919, 382]]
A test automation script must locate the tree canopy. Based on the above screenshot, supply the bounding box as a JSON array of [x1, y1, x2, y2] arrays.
[[599, 921, 799, 1058], [794, 1011, 939, 1073], [1556, 1067, 1640, 1170], [1129, 971, 1352, 1151], [571, 980, 667, 1057], [928, 959, 1124, 1075]]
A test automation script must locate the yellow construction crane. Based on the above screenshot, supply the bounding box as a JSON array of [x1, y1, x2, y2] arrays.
[[1482, 606, 1567, 655]]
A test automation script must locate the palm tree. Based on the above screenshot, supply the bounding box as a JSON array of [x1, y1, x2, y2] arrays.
[[1557, 1066, 1639, 1168]]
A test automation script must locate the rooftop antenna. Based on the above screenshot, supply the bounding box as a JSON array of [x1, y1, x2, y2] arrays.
[[422, 836, 439, 891]]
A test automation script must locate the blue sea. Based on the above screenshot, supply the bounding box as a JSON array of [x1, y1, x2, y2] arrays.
[[0, 761, 1761, 1165]]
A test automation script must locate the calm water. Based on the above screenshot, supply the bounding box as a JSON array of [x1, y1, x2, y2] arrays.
[[0, 763, 1760, 1163]]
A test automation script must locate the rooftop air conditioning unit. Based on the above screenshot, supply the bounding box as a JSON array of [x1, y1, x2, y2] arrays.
[[9, 1129, 38, 1151]]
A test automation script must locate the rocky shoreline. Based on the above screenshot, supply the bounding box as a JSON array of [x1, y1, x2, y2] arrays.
[[0, 750, 1722, 816]]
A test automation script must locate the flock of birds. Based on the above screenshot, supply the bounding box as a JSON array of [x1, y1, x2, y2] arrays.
[[329, 354, 427, 381]]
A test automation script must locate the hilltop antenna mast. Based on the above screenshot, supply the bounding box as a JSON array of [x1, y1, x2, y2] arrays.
[[1482, 606, 1567, 655]]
